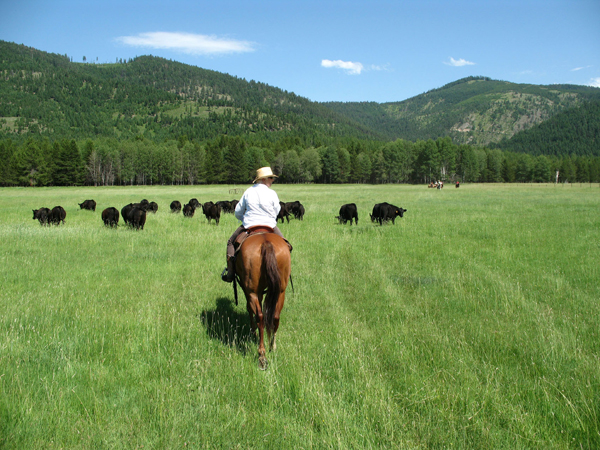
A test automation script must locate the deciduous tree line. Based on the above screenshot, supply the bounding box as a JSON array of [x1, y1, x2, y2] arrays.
[[1, 135, 599, 187]]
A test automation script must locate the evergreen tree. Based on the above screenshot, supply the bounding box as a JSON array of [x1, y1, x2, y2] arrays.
[[13, 139, 46, 186], [516, 153, 533, 182], [204, 138, 225, 184], [355, 152, 372, 183], [336, 147, 351, 183], [54, 139, 82, 185], [244, 147, 268, 182], [223, 136, 247, 183], [0, 139, 16, 186], [319, 146, 340, 183], [532, 155, 551, 182]]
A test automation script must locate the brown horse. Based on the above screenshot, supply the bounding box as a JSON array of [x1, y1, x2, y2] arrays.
[[235, 232, 291, 369]]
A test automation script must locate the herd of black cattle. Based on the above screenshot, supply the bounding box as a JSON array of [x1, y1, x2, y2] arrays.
[[32, 198, 407, 229]]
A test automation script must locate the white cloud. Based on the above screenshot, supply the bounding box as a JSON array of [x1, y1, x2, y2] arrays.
[[115, 32, 255, 56], [369, 63, 392, 72], [572, 65, 591, 72], [445, 57, 476, 67], [321, 59, 364, 75], [588, 77, 600, 88]]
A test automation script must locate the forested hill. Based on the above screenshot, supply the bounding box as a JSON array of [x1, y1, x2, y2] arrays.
[[322, 76, 600, 150], [492, 99, 600, 156], [2, 40, 600, 157], [0, 40, 381, 143]]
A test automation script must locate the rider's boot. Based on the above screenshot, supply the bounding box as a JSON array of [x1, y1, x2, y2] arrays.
[[221, 257, 235, 283]]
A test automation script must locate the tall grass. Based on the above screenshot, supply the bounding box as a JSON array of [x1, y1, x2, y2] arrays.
[[0, 183, 598, 448]]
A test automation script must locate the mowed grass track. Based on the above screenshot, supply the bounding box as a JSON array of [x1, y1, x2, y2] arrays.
[[0, 184, 598, 449]]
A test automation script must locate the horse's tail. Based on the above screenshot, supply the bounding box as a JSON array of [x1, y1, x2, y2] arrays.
[[261, 240, 281, 330]]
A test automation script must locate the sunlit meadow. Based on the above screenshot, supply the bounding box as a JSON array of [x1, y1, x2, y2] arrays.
[[1, 183, 598, 449]]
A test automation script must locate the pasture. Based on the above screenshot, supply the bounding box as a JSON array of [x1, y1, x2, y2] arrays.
[[0, 183, 598, 449]]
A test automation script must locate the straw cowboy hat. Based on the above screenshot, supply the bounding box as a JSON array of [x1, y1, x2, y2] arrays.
[[253, 167, 278, 183]]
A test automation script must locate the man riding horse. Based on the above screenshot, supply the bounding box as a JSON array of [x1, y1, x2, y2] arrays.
[[222, 167, 287, 282]]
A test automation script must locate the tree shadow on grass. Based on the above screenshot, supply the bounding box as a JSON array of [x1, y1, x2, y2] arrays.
[[200, 297, 254, 355]]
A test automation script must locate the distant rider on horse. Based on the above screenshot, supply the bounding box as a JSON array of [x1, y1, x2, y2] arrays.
[[221, 167, 286, 282]]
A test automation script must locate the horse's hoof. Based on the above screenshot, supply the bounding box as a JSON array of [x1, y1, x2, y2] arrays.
[[258, 356, 268, 370]]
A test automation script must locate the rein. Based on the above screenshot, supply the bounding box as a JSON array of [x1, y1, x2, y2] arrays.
[[233, 273, 239, 306]]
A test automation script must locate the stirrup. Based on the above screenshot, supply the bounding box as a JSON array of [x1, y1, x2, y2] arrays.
[[221, 267, 234, 283]]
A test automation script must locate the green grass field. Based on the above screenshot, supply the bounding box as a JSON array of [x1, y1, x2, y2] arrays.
[[1, 183, 598, 449]]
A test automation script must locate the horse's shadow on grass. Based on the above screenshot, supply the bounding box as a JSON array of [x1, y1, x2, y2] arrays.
[[200, 297, 254, 355]]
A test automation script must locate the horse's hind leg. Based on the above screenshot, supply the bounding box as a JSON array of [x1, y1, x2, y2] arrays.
[[257, 312, 267, 369], [246, 300, 258, 336], [247, 293, 268, 368], [269, 292, 286, 351]]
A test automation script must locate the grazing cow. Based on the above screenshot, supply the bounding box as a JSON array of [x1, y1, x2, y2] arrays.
[[188, 198, 202, 210], [128, 207, 147, 230], [294, 203, 305, 220], [32, 207, 51, 226], [289, 201, 305, 220], [230, 199, 239, 211], [148, 201, 158, 213], [101, 207, 120, 227], [132, 202, 150, 211], [277, 201, 291, 223], [284, 201, 305, 220], [336, 203, 358, 225], [216, 200, 235, 213], [48, 206, 67, 225], [183, 203, 195, 217], [370, 202, 407, 225], [121, 203, 135, 225], [202, 201, 221, 225], [170, 200, 182, 213], [78, 199, 96, 211]]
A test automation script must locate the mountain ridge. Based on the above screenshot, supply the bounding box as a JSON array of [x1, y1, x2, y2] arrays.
[[1, 40, 599, 156], [321, 76, 600, 147]]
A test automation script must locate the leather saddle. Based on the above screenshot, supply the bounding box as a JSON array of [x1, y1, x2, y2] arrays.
[[233, 226, 292, 255]]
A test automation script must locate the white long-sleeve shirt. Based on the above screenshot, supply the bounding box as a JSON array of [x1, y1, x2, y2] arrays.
[[234, 183, 281, 229]]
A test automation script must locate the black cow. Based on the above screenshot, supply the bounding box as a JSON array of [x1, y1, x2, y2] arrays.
[[101, 207, 120, 227], [128, 207, 147, 230], [121, 203, 134, 225], [202, 201, 221, 225], [148, 201, 158, 213], [48, 206, 67, 225], [336, 203, 358, 225], [285, 201, 305, 220], [216, 200, 235, 213], [370, 202, 407, 225], [32, 207, 51, 226], [188, 198, 202, 210], [277, 201, 291, 223], [183, 203, 195, 217], [79, 199, 96, 211], [294, 203, 305, 220], [170, 201, 182, 213], [132, 202, 150, 211]]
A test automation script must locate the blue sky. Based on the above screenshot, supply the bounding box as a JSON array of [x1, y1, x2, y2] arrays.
[[2, 0, 599, 102]]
